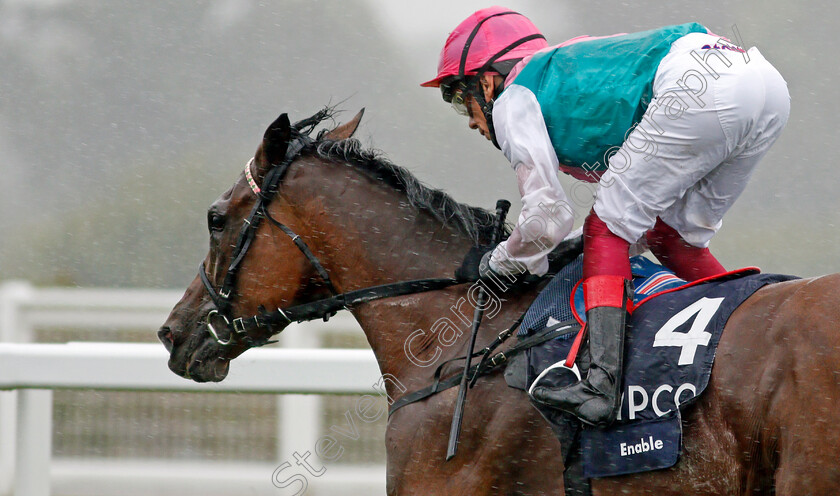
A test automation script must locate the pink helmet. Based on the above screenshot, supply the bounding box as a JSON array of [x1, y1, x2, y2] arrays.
[[421, 6, 548, 88]]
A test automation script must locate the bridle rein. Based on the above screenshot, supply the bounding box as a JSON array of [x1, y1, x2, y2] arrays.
[[198, 132, 462, 348]]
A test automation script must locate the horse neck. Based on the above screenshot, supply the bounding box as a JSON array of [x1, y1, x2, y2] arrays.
[[287, 155, 484, 389]]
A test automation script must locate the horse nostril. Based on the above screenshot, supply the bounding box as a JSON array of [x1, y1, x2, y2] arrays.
[[158, 327, 174, 352]]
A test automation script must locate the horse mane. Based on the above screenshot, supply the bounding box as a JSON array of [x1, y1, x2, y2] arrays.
[[293, 109, 503, 245]]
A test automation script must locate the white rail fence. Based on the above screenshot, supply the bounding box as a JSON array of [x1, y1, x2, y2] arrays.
[[0, 281, 387, 496]]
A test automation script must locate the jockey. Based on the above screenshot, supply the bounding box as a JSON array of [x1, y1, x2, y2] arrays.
[[422, 6, 790, 427]]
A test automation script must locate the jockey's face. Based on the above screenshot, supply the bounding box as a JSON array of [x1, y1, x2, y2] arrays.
[[466, 74, 500, 142], [467, 95, 492, 141]]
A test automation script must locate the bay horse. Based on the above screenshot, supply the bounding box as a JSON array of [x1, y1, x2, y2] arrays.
[[159, 109, 840, 495]]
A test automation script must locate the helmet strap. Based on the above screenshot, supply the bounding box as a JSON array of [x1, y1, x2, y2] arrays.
[[469, 78, 501, 150], [483, 99, 501, 151]]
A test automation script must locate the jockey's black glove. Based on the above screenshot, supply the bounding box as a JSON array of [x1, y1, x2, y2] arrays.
[[455, 244, 495, 283], [478, 250, 502, 280], [455, 236, 583, 286], [456, 244, 532, 289]]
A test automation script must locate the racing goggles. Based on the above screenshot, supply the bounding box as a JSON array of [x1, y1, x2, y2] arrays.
[[440, 78, 472, 116]]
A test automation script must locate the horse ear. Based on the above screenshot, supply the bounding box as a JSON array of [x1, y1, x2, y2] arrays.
[[323, 108, 365, 141], [263, 113, 292, 164]]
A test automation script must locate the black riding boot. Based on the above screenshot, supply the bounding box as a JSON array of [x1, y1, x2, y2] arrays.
[[532, 282, 630, 427]]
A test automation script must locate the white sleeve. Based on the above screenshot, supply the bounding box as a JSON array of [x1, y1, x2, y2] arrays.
[[489, 84, 575, 277]]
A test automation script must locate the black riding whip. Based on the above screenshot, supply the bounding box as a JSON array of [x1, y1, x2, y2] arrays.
[[446, 198, 511, 461]]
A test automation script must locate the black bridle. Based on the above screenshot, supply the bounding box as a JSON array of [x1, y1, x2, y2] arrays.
[[198, 131, 462, 348]]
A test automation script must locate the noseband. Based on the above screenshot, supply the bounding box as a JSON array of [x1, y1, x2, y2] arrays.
[[198, 133, 462, 348]]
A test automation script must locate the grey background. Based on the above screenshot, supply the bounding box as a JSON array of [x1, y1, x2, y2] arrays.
[[1, 0, 836, 288]]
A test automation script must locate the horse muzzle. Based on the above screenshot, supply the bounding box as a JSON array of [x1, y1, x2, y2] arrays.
[[158, 315, 242, 383]]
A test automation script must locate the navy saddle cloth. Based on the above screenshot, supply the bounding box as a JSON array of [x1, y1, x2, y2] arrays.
[[519, 254, 797, 478]]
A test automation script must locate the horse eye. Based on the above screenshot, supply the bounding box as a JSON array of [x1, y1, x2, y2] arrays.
[[207, 212, 226, 232]]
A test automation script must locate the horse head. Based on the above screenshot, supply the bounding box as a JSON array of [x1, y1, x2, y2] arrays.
[[158, 109, 365, 382]]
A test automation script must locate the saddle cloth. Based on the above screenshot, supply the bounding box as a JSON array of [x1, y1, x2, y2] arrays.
[[519, 255, 797, 478]]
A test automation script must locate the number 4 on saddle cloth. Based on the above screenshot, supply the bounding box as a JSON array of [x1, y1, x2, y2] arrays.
[[510, 254, 797, 479]]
